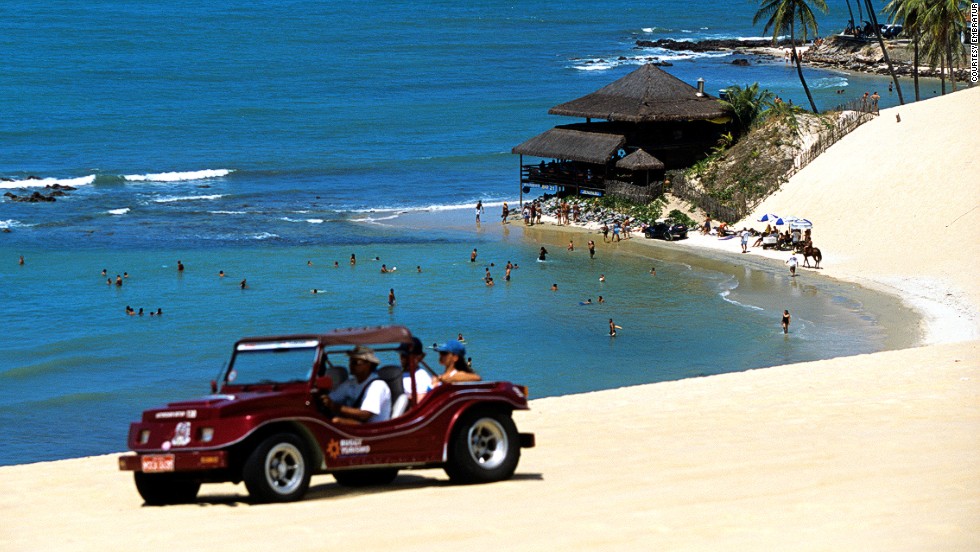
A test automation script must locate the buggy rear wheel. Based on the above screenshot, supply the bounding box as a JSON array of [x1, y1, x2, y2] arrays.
[[444, 410, 520, 484]]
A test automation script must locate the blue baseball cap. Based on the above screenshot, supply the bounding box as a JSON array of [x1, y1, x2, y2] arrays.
[[435, 339, 466, 356]]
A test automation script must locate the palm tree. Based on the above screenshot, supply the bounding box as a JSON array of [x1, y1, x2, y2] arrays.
[[843, 0, 857, 31], [864, 0, 904, 105], [919, 0, 968, 93], [754, 0, 829, 114], [719, 83, 775, 136], [884, 0, 923, 101]]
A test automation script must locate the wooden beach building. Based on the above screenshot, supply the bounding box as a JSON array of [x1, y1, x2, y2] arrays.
[[512, 64, 731, 201]]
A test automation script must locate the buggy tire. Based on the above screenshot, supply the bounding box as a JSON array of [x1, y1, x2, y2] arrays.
[[444, 410, 520, 484], [333, 468, 399, 487], [243, 433, 311, 503], [134, 473, 200, 506], [665, 232, 673, 241]]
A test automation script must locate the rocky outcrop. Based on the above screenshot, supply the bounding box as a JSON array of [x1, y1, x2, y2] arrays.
[[635, 37, 797, 52], [3, 184, 76, 203], [790, 35, 970, 80]]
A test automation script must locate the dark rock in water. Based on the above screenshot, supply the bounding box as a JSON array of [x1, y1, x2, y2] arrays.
[[618, 56, 627, 61], [636, 37, 794, 52], [3, 190, 58, 202], [2, 228, 11, 233], [732, 58, 750, 66], [46, 183, 76, 191]]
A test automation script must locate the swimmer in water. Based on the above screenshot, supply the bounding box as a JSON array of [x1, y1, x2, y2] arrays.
[[350, 254, 356, 265]]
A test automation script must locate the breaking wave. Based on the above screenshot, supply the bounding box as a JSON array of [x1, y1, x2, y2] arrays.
[[0, 175, 96, 189], [123, 169, 233, 182], [153, 194, 225, 203]]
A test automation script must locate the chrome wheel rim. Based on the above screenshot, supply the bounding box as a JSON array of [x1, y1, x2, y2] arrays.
[[265, 442, 304, 495], [467, 418, 508, 470]]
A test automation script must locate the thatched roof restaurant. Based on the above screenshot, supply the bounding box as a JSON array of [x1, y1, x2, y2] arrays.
[[512, 64, 731, 202], [512, 128, 626, 165], [548, 64, 730, 123]]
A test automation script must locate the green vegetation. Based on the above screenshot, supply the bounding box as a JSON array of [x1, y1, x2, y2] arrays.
[[595, 195, 667, 223], [667, 210, 697, 228], [719, 83, 774, 136], [754, 0, 829, 113], [682, 108, 816, 222]]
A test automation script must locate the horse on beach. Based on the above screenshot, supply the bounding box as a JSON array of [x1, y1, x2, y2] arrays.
[[803, 244, 822, 268]]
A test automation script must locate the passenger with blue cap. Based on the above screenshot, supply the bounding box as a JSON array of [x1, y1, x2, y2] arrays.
[[432, 339, 481, 385]]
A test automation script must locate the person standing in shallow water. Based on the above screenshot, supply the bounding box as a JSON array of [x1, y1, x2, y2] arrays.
[[782, 310, 791, 334], [177, 260, 184, 273], [609, 318, 617, 337], [388, 288, 395, 306]]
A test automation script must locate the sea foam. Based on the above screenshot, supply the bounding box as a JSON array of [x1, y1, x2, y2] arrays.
[[153, 194, 225, 203], [124, 169, 233, 182], [0, 175, 96, 189]]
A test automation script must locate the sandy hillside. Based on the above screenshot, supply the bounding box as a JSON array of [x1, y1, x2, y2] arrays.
[[741, 87, 980, 341]]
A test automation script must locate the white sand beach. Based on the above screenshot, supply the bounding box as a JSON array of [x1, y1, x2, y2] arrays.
[[1, 90, 977, 551]]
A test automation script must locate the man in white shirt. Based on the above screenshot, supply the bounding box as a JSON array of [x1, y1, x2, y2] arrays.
[[320, 346, 391, 425]]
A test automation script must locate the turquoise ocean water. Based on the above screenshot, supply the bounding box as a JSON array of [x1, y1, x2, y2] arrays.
[[0, 0, 923, 466]]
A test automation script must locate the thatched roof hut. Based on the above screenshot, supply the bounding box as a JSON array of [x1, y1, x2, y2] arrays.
[[615, 148, 665, 170], [511, 127, 626, 164], [548, 64, 729, 123]]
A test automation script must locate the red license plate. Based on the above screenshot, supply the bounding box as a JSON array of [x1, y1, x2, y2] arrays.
[[141, 454, 175, 473]]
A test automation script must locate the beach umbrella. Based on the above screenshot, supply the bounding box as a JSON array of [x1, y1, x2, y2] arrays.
[[758, 213, 784, 225], [789, 218, 813, 230]]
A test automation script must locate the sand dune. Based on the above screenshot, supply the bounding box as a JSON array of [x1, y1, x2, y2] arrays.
[[741, 87, 980, 343], [2, 90, 978, 551]]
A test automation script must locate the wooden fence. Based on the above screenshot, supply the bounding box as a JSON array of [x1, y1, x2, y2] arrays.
[[669, 110, 877, 222]]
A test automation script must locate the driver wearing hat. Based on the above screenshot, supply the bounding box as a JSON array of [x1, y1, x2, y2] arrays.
[[320, 345, 391, 425]]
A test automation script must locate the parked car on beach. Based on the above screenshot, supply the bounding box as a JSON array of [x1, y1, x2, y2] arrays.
[[118, 325, 535, 505], [643, 218, 688, 241]]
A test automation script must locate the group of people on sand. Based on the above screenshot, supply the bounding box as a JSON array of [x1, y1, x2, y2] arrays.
[[522, 201, 544, 226], [599, 219, 634, 242], [318, 337, 481, 425], [860, 91, 881, 113]]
